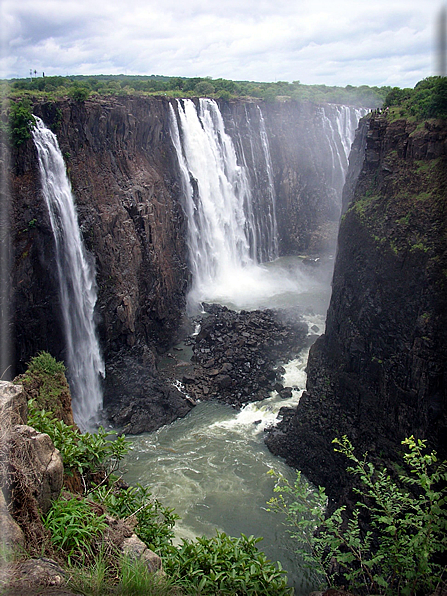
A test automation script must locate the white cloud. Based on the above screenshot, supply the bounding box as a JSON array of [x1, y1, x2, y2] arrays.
[[1, 0, 443, 86]]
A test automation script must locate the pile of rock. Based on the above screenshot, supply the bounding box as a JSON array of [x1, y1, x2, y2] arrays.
[[183, 304, 308, 408]]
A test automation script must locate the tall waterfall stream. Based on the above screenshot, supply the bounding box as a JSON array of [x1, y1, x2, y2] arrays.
[[32, 117, 104, 430]]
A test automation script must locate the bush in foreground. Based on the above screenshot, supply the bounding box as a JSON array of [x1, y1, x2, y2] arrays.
[[268, 436, 447, 595]]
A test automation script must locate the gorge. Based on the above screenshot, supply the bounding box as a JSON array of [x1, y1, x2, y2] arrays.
[[9, 96, 363, 431], [5, 89, 447, 592]]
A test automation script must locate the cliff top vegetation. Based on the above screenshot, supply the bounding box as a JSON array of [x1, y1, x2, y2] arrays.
[[0, 73, 388, 107], [383, 76, 447, 121]]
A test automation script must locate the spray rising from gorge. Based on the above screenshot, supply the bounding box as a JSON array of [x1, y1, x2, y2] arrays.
[[170, 99, 365, 310], [32, 117, 104, 429]]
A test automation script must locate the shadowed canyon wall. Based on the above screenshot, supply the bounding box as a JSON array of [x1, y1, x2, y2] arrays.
[[10, 96, 361, 427], [266, 114, 447, 497]]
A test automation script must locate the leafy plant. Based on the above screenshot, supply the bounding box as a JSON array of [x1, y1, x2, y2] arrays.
[[43, 494, 107, 564], [164, 531, 292, 595], [9, 98, 36, 146], [27, 350, 65, 375], [69, 85, 90, 101], [27, 399, 129, 479], [267, 436, 447, 595], [91, 483, 178, 555]]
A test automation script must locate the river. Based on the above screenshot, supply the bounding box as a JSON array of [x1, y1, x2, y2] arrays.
[[124, 256, 332, 593]]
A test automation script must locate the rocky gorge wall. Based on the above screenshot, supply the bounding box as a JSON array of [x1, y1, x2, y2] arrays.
[[266, 114, 447, 498], [9, 95, 360, 429]]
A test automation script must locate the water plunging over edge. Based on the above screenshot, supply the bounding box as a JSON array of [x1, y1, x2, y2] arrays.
[[32, 117, 104, 430], [169, 98, 279, 310]]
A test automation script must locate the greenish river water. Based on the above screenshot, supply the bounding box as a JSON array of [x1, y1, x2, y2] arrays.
[[124, 257, 332, 593]]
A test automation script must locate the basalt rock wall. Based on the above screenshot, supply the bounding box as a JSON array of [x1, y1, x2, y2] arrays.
[[11, 96, 189, 418], [266, 115, 447, 497], [221, 101, 350, 255], [10, 96, 359, 427]]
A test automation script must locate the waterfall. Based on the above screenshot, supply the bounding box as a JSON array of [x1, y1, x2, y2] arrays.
[[32, 117, 104, 430], [169, 98, 278, 307], [319, 104, 368, 196]]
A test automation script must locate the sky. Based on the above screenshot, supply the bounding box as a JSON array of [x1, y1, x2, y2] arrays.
[[1, 0, 445, 88]]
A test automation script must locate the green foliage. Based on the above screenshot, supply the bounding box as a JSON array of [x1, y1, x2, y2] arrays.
[[384, 76, 447, 120], [164, 531, 292, 595], [9, 98, 35, 146], [194, 80, 215, 96], [91, 483, 178, 555], [67, 552, 182, 595], [267, 436, 447, 595], [19, 352, 68, 418], [27, 350, 66, 375], [4, 73, 387, 107], [43, 494, 107, 564], [27, 399, 129, 477], [69, 85, 90, 101]]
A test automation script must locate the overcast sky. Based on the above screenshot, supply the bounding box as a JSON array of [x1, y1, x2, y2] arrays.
[[1, 0, 445, 88]]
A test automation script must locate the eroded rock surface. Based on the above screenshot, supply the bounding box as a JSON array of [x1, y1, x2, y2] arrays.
[[176, 304, 308, 408], [266, 115, 447, 498]]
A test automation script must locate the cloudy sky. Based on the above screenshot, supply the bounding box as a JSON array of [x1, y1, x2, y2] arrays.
[[1, 0, 445, 88]]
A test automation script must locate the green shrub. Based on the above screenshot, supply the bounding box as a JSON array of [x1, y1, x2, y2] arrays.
[[43, 494, 107, 564], [9, 98, 35, 146], [91, 483, 178, 555], [164, 531, 292, 595], [267, 436, 447, 595], [69, 86, 90, 101], [27, 351, 65, 375], [384, 76, 447, 120], [19, 352, 68, 417], [27, 399, 129, 478]]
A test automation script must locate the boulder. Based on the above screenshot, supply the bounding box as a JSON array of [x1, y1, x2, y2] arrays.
[[8, 426, 63, 515], [121, 534, 163, 574], [0, 381, 27, 426], [0, 489, 24, 550], [7, 558, 66, 589]]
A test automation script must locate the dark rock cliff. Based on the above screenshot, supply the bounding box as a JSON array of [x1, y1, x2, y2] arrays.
[[10, 96, 360, 431], [221, 101, 349, 255], [266, 114, 447, 497], [11, 96, 191, 427]]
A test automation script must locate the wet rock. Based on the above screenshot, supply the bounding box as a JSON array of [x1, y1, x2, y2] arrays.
[[104, 343, 194, 434], [186, 305, 307, 407], [266, 114, 447, 500]]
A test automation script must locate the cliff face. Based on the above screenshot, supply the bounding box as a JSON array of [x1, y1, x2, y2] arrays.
[[11, 96, 189, 421], [221, 101, 349, 255], [266, 115, 447, 496], [10, 96, 359, 429]]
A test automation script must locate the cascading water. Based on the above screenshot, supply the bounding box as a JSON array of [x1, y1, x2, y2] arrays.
[[319, 104, 368, 197], [32, 117, 104, 430], [170, 99, 366, 311], [170, 98, 280, 309], [128, 103, 368, 592]]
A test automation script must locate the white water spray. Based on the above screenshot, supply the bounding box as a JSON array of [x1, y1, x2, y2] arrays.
[[32, 117, 104, 429], [170, 99, 279, 307], [170, 100, 365, 310], [319, 104, 368, 195]]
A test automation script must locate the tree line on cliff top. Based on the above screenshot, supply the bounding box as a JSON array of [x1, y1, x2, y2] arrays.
[[2, 73, 388, 107]]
